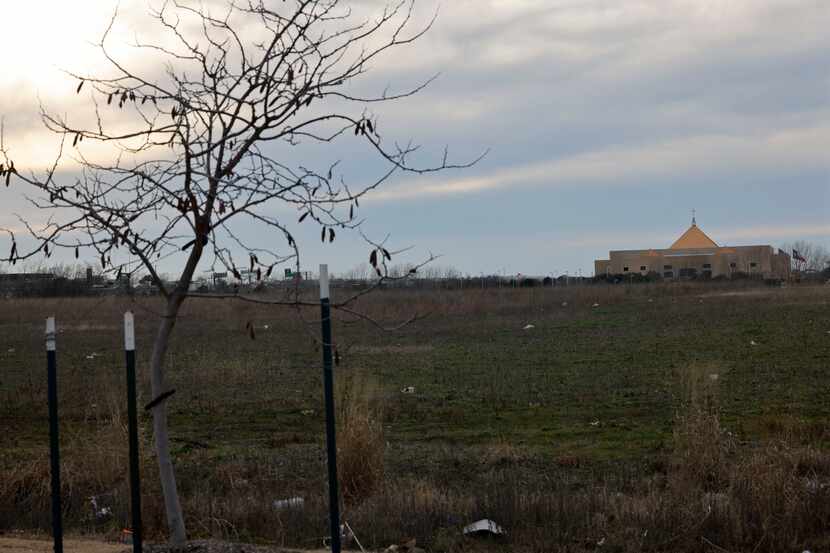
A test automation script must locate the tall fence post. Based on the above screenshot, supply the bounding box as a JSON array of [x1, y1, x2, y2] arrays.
[[46, 316, 63, 553], [319, 264, 341, 553], [124, 312, 143, 553]]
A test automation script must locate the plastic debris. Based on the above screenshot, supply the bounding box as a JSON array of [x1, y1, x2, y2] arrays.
[[401, 386, 416, 394], [324, 523, 356, 548], [463, 518, 505, 536], [89, 495, 113, 519], [384, 538, 422, 553], [300, 409, 315, 416], [597, 537, 606, 546], [592, 303, 600, 308], [561, 301, 568, 307], [589, 420, 600, 427], [273, 496, 304, 510], [750, 340, 759, 346], [523, 324, 535, 330]]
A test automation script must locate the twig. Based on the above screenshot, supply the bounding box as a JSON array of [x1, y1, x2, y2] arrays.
[[343, 520, 366, 553], [702, 536, 734, 553]]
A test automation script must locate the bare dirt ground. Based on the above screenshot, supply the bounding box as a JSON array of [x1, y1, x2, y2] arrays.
[[0, 537, 128, 553], [0, 538, 328, 553]]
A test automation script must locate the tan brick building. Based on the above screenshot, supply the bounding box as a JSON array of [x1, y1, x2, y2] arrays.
[[594, 218, 791, 280]]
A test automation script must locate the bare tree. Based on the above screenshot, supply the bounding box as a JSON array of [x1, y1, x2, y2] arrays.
[[0, 0, 477, 544], [782, 240, 830, 272]]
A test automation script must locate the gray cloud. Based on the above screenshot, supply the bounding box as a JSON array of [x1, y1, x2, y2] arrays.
[[1, 0, 827, 276]]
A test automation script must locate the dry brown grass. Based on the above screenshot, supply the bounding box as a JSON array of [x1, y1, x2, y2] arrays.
[[3, 284, 830, 551], [671, 362, 735, 492], [335, 371, 386, 504], [4, 370, 829, 552], [0, 397, 151, 536]]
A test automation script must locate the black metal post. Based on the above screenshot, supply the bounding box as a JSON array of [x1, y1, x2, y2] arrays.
[[124, 312, 143, 553], [46, 317, 63, 553], [319, 264, 341, 553]]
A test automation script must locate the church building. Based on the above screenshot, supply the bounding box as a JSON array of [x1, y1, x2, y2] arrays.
[[594, 217, 791, 280]]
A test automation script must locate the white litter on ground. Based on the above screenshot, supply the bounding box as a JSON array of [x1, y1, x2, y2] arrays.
[[523, 324, 535, 330], [401, 386, 416, 394], [273, 497, 304, 510], [463, 519, 505, 536]]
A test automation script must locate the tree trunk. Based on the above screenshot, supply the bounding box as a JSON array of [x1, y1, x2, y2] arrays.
[[150, 294, 187, 545]]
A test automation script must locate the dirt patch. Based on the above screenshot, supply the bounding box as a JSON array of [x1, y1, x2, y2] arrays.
[[0, 537, 128, 553], [0, 538, 323, 553], [67, 323, 119, 331], [352, 344, 433, 354], [697, 289, 776, 299], [146, 542, 324, 553]]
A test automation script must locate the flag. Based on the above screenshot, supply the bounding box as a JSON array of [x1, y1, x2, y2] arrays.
[[792, 249, 807, 263]]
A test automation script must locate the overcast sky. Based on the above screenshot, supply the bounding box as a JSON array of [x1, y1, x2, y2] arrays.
[[0, 0, 827, 278]]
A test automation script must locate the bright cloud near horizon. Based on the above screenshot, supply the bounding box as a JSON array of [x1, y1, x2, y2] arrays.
[[0, 1, 827, 278]]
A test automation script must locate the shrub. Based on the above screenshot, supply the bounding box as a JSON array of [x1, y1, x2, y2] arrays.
[[335, 372, 386, 504]]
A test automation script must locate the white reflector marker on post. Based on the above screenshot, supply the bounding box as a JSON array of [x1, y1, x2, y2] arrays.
[[46, 317, 56, 352], [124, 311, 135, 352], [319, 264, 330, 300]]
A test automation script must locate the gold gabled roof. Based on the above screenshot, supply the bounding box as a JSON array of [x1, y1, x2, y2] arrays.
[[670, 223, 718, 249]]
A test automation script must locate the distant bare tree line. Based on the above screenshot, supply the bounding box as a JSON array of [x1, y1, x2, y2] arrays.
[[782, 240, 830, 272]]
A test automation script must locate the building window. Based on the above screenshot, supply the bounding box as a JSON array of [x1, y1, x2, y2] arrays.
[[730, 262, 737, 268], [623, 266, 629, 272], [703, 263, 711, 269], [663, 271, 673, 278], [750, 262, 757, 268], [664, 264, 672, 270], [640, 266, 647, 271]]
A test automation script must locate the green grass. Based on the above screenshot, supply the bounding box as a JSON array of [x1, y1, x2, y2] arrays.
[[2, 283, 830, 548], [2, 285, 829, 458]]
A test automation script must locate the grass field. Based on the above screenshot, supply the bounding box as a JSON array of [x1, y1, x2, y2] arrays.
[[1, 282, 829, 552]]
